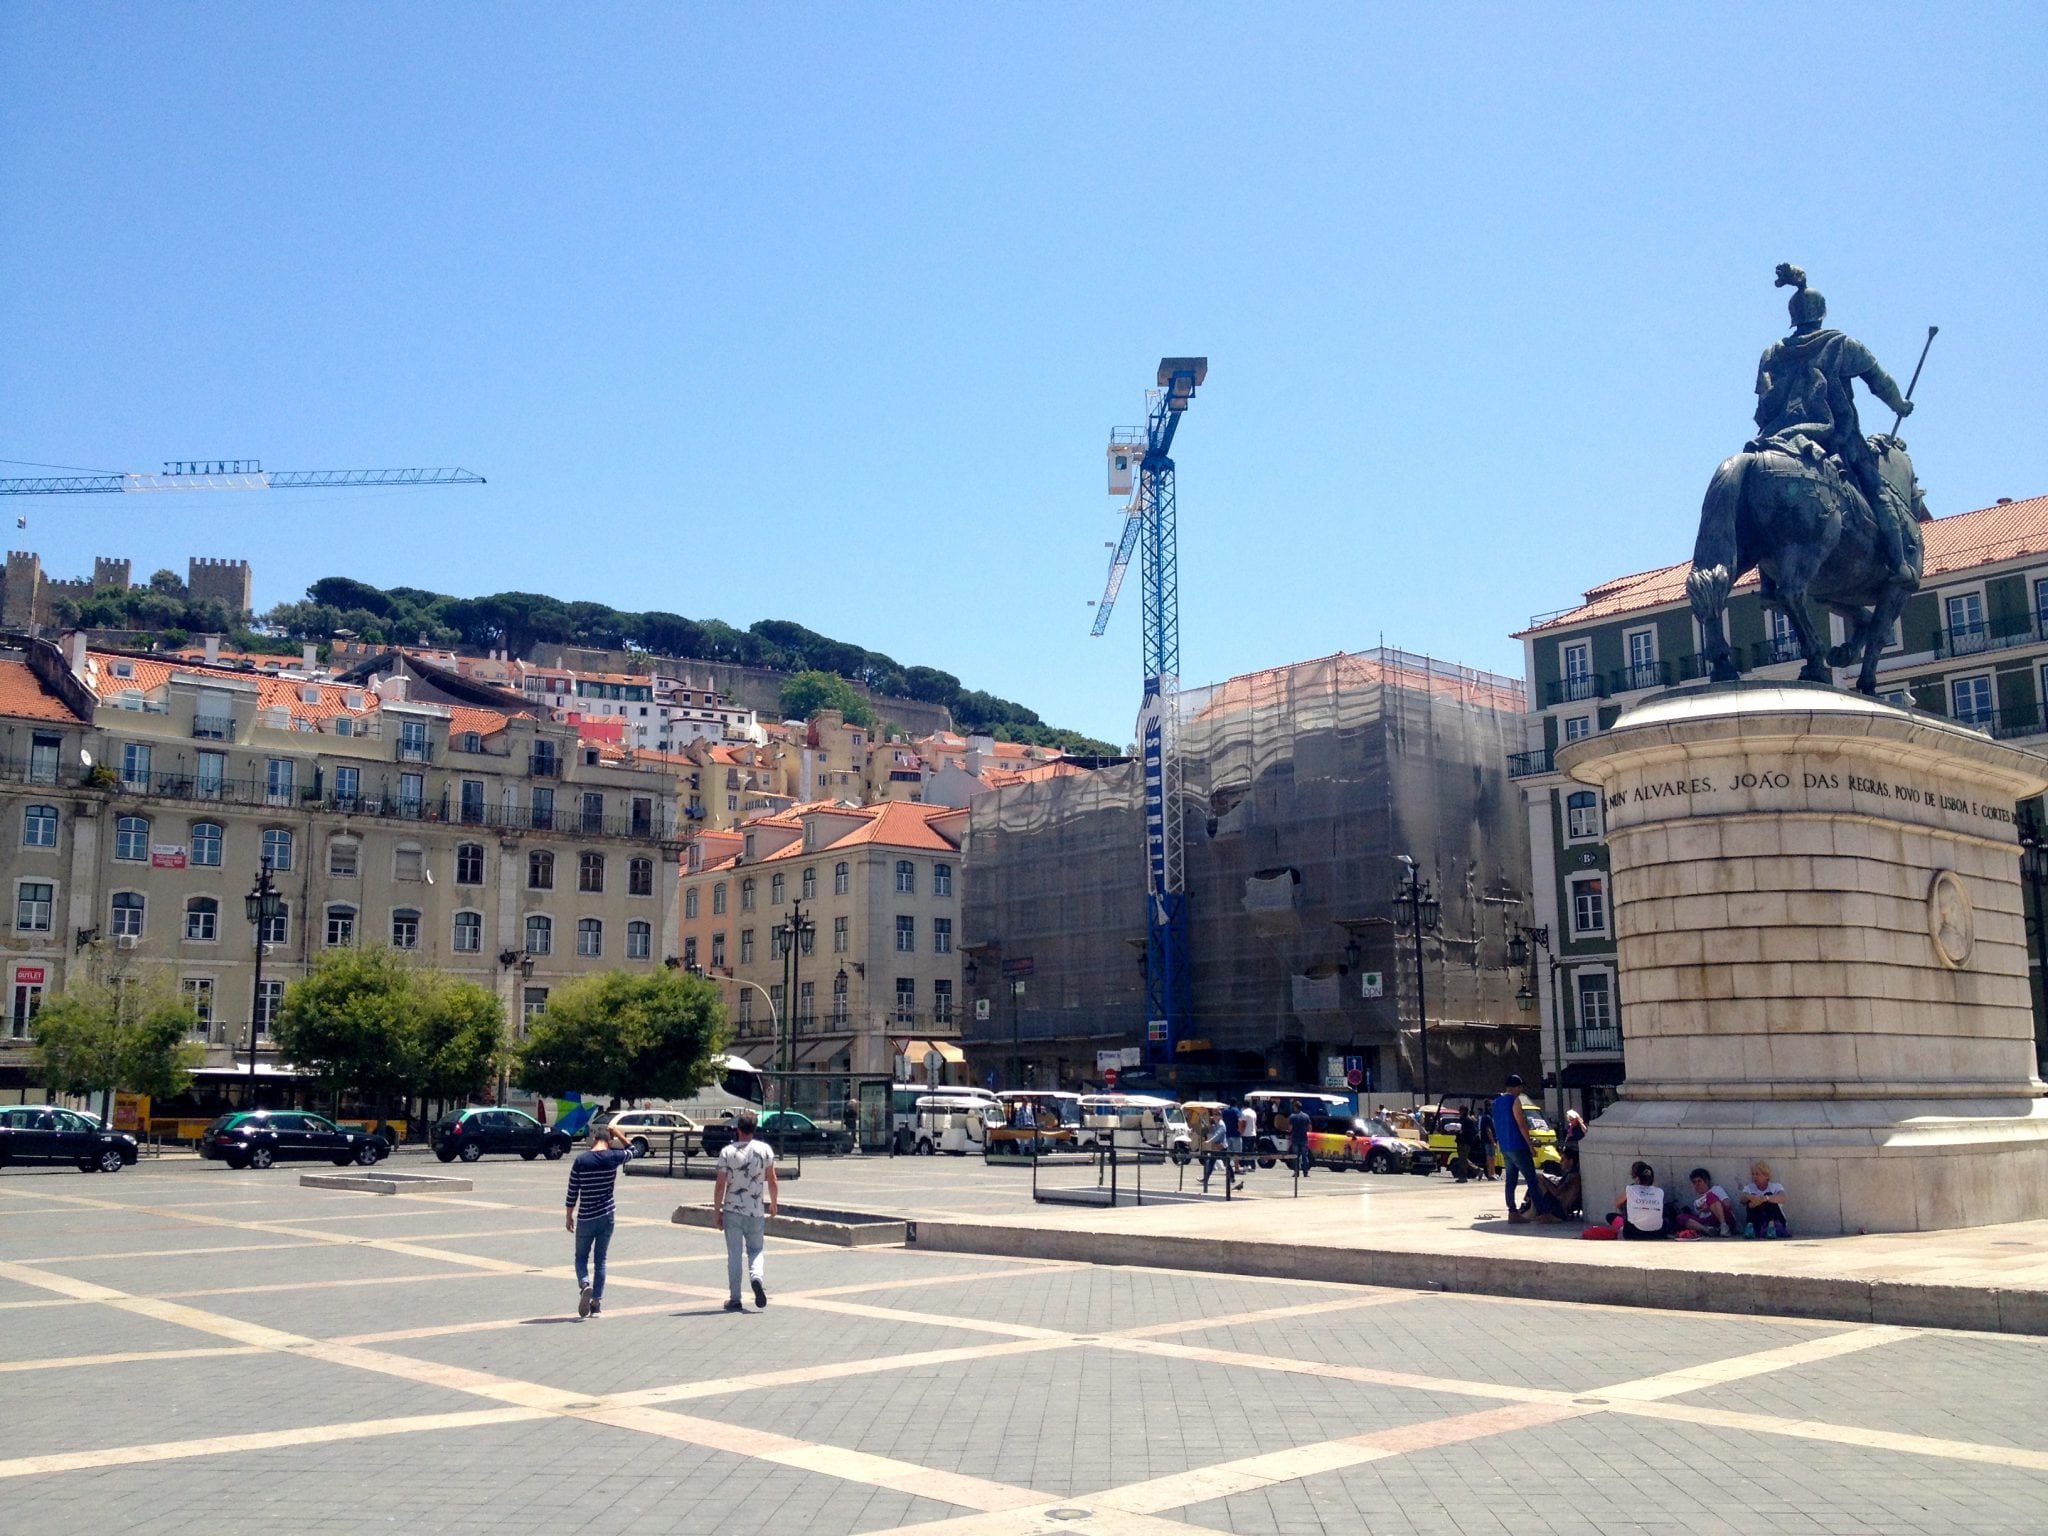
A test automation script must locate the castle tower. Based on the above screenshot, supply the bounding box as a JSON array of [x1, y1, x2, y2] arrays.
[[1, 551, 43, 629], [93, 557, 132, 592], [187, 556, 253, 614]]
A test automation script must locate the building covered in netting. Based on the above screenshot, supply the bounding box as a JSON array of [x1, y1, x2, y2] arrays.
[[960, 649, 1540, 1098]]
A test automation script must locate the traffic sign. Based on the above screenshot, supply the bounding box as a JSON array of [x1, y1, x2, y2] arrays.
[[1360, 971, 1384, 998], [1104, 1066, 1119, 1088], [1346, 1068, 1364, 1088], [1146, 1019, 1168, 1042]]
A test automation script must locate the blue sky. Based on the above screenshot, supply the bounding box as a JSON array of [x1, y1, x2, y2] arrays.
[[3, 5, 2041, 744]]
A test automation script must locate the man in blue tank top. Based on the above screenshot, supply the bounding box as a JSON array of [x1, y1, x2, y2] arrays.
[[1490, 1073, 1538, 1224]]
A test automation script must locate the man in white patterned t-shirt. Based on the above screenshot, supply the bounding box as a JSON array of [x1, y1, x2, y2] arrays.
[[714, 1111, 779, 1312]]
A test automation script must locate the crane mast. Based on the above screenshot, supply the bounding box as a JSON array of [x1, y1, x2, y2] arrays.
[[1092, 357, 1205, 1070]]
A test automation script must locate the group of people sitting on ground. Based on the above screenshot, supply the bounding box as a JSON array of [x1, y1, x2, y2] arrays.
[[1604, 1159, 1791, 1240]]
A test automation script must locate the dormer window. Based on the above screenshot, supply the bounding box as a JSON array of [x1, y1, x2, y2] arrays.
[[111, 661, 134, 679]]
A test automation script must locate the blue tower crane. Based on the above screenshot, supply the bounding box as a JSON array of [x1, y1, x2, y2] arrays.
[[1090, 357, 1206, 1070]]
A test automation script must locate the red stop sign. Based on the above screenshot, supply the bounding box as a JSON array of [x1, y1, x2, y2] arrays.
[[1104, 1067, 1119, 1088]]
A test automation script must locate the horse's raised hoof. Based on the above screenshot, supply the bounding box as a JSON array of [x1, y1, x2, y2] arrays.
[[1799, 662, 1834, 685]]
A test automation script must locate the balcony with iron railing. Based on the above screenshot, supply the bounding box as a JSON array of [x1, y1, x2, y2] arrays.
[[1545, 674, 1604, 707], [191, 715, 236, 741], [1610, 659, 1670, 694], [1507, 748, 1555, 779], [1751, 635, 1805, 667], [1939, 610, 2048, 662], [1567, 1023, 1622, 1053]]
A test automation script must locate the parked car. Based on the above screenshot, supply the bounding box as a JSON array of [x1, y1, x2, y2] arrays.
[[701, 1110, 848, 1158], [0, 1105, 139, 1173], [592, 1108, 700, 1157], [1306, 1113, 1438, 1175], [201, 1110, 388, 1171], [432, 1107, 572, 1163]]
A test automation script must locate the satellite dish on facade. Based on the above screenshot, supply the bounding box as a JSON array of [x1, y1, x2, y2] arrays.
[[80, 749, 93, 768]]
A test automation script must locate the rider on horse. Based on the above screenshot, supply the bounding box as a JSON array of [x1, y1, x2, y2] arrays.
[[1751, 264, 1916, 577]]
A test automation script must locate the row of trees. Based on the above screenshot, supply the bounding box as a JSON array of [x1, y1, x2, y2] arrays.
[[29, 951, 730, 1120]]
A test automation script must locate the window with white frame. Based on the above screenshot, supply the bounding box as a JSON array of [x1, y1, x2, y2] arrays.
[[196, 750, 226, 797], [265, 758, 294, 804], [1562, 715, 1592, 743], [895, 860, 915, 894], [529, 851, 554, 890], [1569, 874, 1607, 936], [328, 838, 359, 878], [834, 861, 850, 895], [579, 852, 605, 893], [121, 742, 151, 788], [1561, 641, 1592, 689], [740, 929, 755, 964], [16, 881, 53, 933], [710, 932, 725, 967], [711, 882, 726, 915], [740, 877, 755, 912], [933, 978, 954, 1025], [831, 969, 848, 1025], [526, 914, 553, 955], [629, 857, 654, 897], [833, 915, 848, 953], [184, 897, 218, 942], [801, 866, 816, 900], [182, 978, 213, 1036], [736, 988, 754, 1029], [254, 979, 282, 1038], [1947, 590, 1987, 653], [770, 872, 786, 906], [110, 891, 145, 939], [457, 844, 485, 885], [192, 822, 222, 867], [933, 917, 952, 955], [625, 920, 651, 960], [1565, 790, 1601, 842], [894, 977, 915, 1023], [1576, 971, 1616, 1044], [1951, 674, 1995, 727], [453, 911, 483, 953], [685, 887, 699, 920], [895, 915, 915, 952], [10, 978, 41, 1038], [523, 987, 549, 1024], [390, 908, 420, 949], [261, 902, 288, 946], [114, 816, 150, 862], [933, 862, 953, 897], [261, 827, 293, 873], [325, 905, 356, 947], [21, 804, 56, 849]]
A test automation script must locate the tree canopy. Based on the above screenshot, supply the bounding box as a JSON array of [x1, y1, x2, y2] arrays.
[[32, 974, 201, 1105], [513, 970, 725, 1103], [778, 670, 876, 729], [273, 949, 504, 1106]]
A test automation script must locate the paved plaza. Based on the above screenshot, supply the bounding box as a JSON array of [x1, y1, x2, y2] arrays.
[[5, 1155, 2048, 1534]]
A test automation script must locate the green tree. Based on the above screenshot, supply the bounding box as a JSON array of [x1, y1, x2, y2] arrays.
[[148, 568, 187, 597], [777, 669, 875, 729], [514, 971, 725, 1103], [411, 976, 506, 1104], [32, 975, 200, 1119], [272, 949, 419, 1111]]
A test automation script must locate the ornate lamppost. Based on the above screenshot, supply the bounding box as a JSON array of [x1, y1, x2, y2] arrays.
[[244, 860, 284, 1097], [1393, 855, 1441, 1104]]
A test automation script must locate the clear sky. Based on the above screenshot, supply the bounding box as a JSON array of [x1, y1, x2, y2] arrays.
[[3, 5, 2041, 745]]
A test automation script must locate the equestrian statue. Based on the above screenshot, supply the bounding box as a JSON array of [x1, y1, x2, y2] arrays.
[[1687, 264, 1936, 696]]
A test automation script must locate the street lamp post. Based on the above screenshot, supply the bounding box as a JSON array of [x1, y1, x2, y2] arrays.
[[772, 902, 814, 1108], [1507, 924, 1557, 1120], [1393, 855, 1441, 1105], [243, 859, 284, 1099]]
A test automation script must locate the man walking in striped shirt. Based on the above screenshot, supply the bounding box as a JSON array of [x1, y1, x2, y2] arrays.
[[565, 1124, 638, 1318]]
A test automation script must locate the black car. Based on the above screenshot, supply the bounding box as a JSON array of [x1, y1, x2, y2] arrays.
[[202, 1110, 388, 1171], [432, 1107, 571, 1163], [700, 1110, 845, 1158], [0, 1105, 139, 1173]]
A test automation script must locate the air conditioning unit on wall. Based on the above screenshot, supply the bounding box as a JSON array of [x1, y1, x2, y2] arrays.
[[115, 934, 140, 950]]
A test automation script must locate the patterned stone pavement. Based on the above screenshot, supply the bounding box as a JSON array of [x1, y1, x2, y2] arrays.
[[3, 1157, 2047, 1534]]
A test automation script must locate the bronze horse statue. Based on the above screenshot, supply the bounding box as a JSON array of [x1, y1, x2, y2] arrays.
[[1686, 432, 1928, 696]]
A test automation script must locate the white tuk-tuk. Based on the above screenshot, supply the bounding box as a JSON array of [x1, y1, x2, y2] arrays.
[[1074, 1093, 1194, 1163], [910, 1092, 1001, 1156]]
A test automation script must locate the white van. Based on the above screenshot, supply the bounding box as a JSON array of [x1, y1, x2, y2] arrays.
[[1075, 1094, 1194, 1162], [910, 1092, 1001, 1156]]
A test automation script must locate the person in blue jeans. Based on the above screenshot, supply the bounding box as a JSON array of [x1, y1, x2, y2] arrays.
[[1287, 1103, 1313, 1178], [1489, 1074, 1539, 1223], [564, 1124, 637, 1317], [715, 1111, 780, 1312]]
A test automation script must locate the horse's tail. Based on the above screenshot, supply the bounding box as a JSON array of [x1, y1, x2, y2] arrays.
[[1692, 452, 1746, 576]]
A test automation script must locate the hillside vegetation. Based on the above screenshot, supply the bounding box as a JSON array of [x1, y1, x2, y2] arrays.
[[60, 574, 1115, 754]]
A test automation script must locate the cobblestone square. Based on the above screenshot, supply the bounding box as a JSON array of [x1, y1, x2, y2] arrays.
[[5, 1156, 2048, 1534]]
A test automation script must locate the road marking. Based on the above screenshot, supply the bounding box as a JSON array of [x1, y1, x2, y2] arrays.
[[1599, 1323, 1917, 1401], [0, 1345, 264, 1375], [1612, 1396, 2048, 1473], [0, 1407, 548, 1481]]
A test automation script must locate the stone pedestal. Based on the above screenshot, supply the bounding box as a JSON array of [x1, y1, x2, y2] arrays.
[[1557, 683, 2048, 1234]]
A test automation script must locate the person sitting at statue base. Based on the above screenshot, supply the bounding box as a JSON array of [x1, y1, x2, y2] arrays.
[[1741, 1162, 1792, 1238], [1675, 1168, 1740, 1236], [1610, 1161, 1675, 1239], [1528, 1145, 1581, 1223]]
